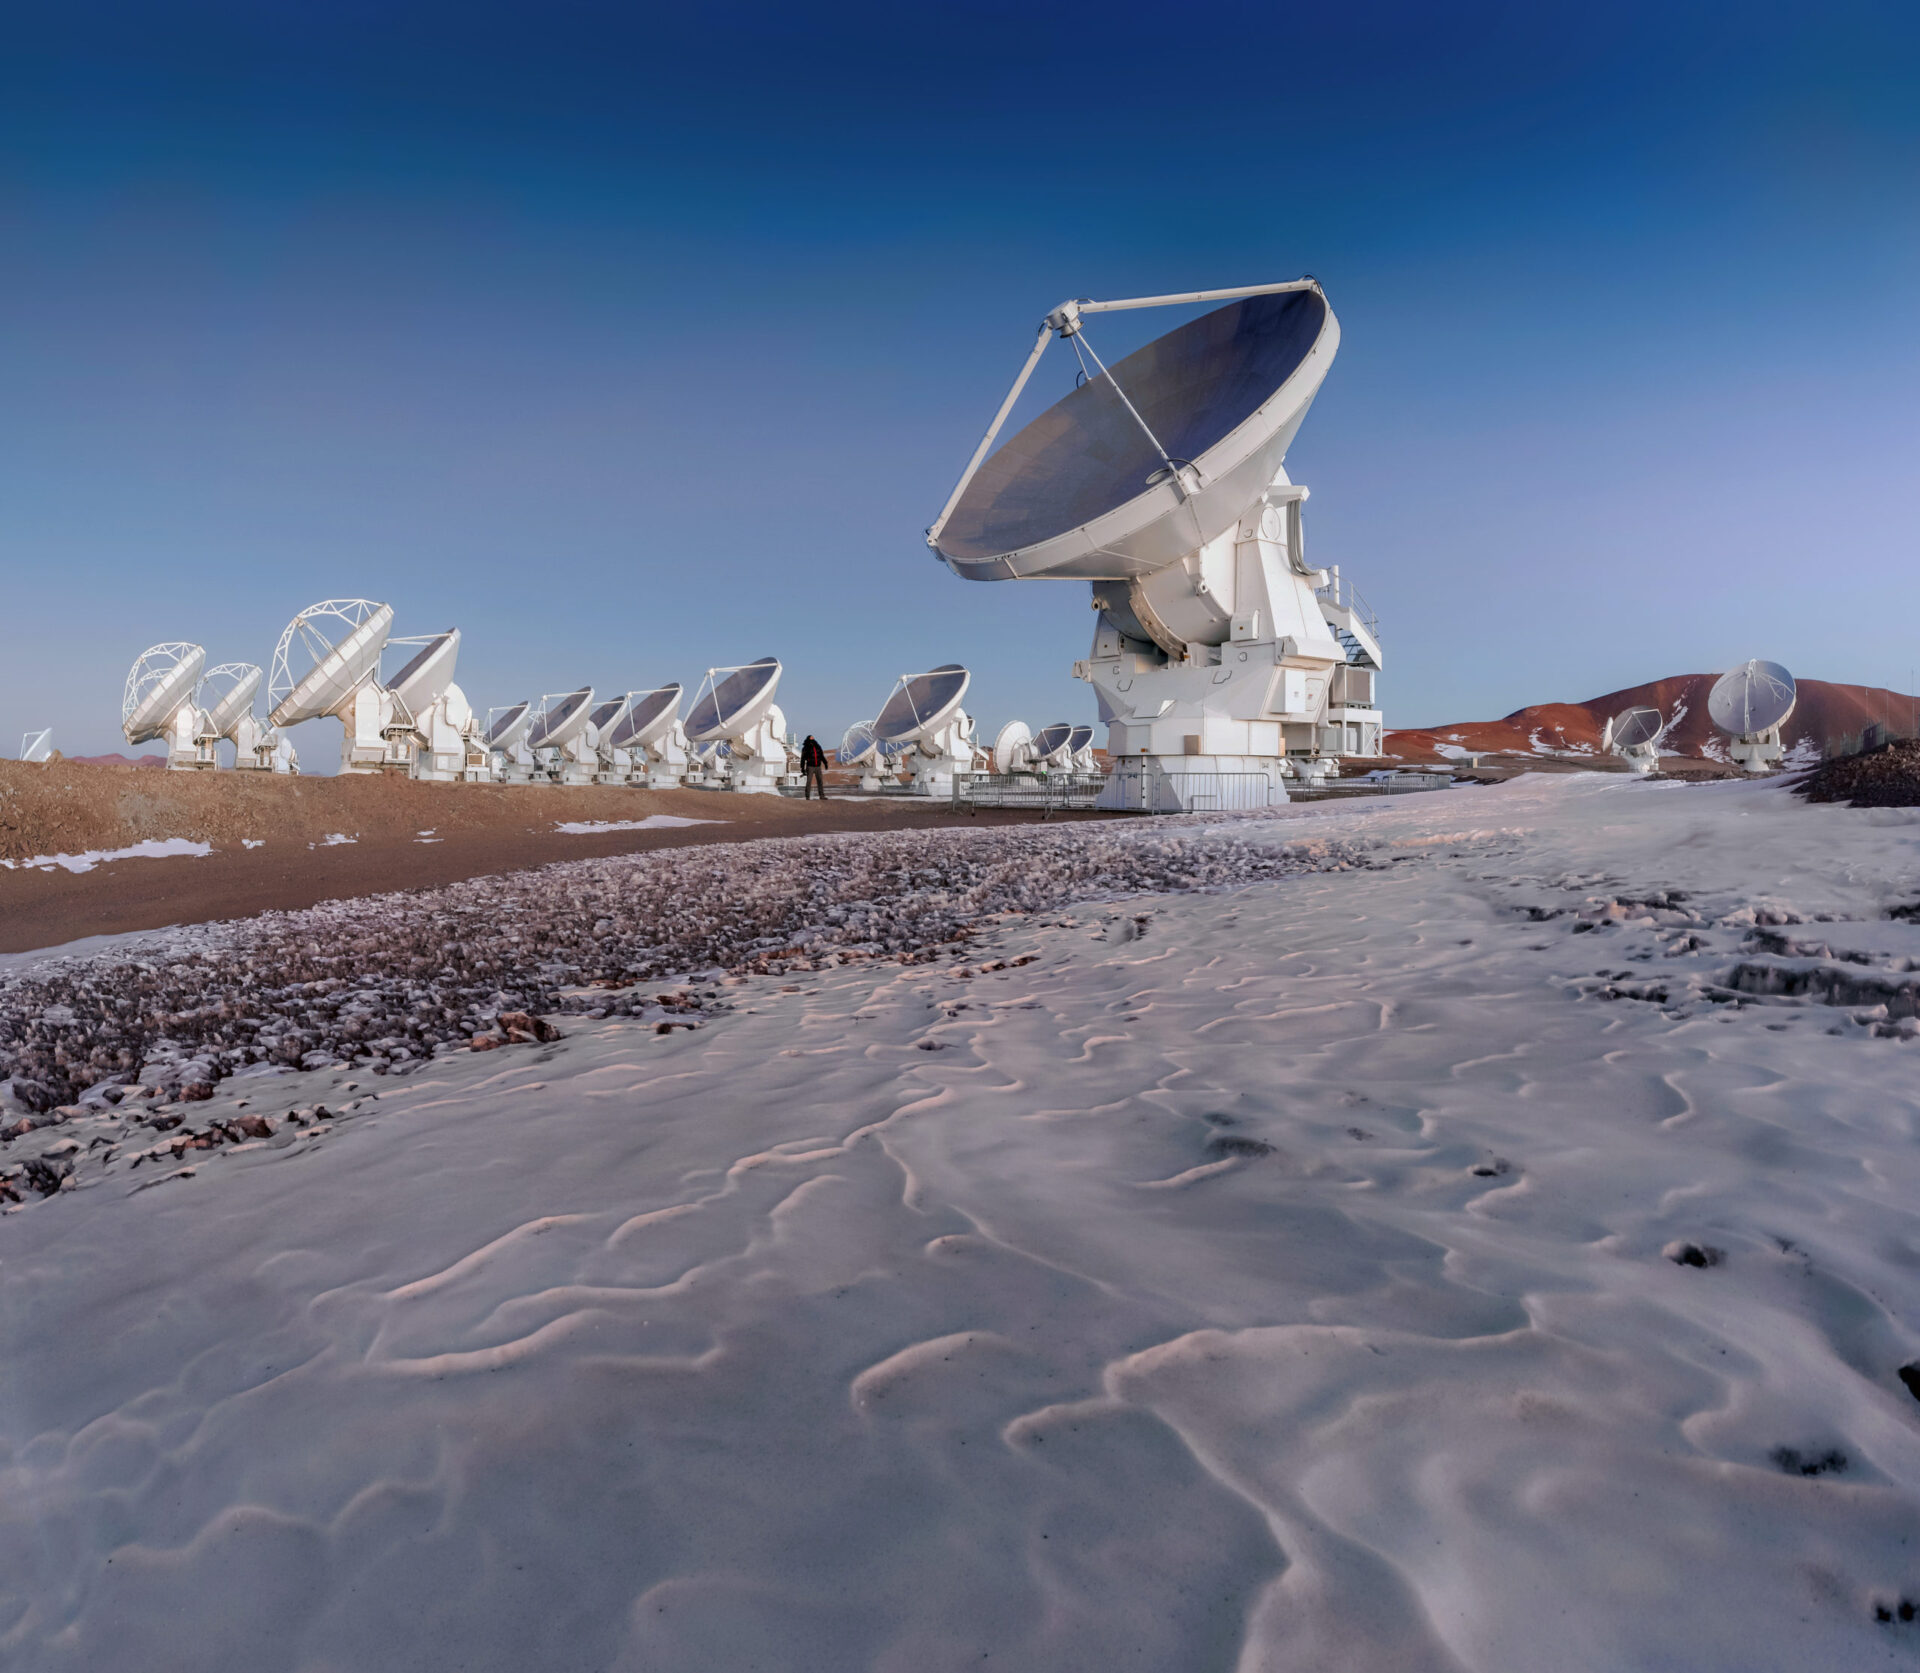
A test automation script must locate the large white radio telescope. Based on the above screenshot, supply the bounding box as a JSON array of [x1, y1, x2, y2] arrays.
[[197, 662, 297, 773], [686, 658, 789, 792], [529, 687, 597, 785], [383, 630, 482, 781], [586, 695, 633, 784], [1708, 660, 1796, 772], [123, 642, 208, 770], [268, 600, 398, 774], [611, 684, 690, 788], [486, 701, 539, 782], [1602, 705, 1664, 776], [871, 664, 977, 796], [928, 279, 1386, 808]]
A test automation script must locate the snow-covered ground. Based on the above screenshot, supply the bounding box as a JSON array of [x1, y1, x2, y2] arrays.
[[0, 838, 213, 874], [4, 775, 1920, 1671], [554, 815, 722, 834]]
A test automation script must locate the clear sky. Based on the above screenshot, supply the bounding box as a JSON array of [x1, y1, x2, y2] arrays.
[[3, 0, 1916, 762]]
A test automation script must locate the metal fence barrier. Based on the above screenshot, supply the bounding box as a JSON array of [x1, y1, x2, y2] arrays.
[[950, 772, 1108, 815], [953, 765, 1453, 816]]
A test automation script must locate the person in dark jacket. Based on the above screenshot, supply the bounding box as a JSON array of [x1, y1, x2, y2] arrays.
[[799, 734, 828, 800]]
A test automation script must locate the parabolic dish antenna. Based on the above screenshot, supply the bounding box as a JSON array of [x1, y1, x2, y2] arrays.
[[530, 687, 595, 751], [687, 657, 781, 742], [1708, 660, 1796, 737], [838, 721, 880, 767], [992, 720, 1032, 776], [123, 643, 208, 744], [269, 600, 394, 727], [386, 630, 461, 717], [20, 728, 54, 763], [611, 684, 682, 751], [486, 701, 532, 750], [1066, 723, 1095, 754], [873, 665, 970, 744], [1603, 706, 1663, 752], [1031, 722, 1074, 764], [589, 696, 630, 736], [930, 284, 1334, 582], [198, 663, 264, 739]]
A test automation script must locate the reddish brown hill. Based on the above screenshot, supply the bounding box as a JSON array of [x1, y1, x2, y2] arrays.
[[1387, 676, 1920, 767], [67, 752, 165, 769]]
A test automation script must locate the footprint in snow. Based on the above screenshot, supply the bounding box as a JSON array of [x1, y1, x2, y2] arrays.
[[1205, 1135, 1274, 1160], [1770, 1445, 1848, 1478]]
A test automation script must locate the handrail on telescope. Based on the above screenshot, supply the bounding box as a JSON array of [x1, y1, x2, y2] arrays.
[[926, 277, 1322, 551]]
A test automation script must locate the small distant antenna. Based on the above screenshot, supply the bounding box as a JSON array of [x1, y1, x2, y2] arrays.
[[1030, 723, 1076, 769], [1708, 660, 1796, 772], [992, 719, 1035, 775], [19, 728, 53, 763], [1601, 705, 1664, 776], [871, 665, 977, 796], [838, 720, 888, 791], [1066, 723, 1098, 772]]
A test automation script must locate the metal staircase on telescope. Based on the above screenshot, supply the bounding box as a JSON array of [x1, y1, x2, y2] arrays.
[[1315, 571, 1381, 669]]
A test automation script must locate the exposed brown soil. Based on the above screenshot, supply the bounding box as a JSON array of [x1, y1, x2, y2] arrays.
[[1386, 675, 1918, 767], [0, 760, 1119, 954], [0, 758, 1007, 863], [1794, 738, 1920, 808]]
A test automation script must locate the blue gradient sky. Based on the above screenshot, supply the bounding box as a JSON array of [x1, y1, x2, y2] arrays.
[[3, 0, 1916, 761]]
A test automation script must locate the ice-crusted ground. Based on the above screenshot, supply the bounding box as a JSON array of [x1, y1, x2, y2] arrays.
[[4, 774, 1920, 1671], [0, 838, 214, 875]]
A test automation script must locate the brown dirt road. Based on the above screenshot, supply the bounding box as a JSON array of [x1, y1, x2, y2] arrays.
[[0, 767, 1118, 954]]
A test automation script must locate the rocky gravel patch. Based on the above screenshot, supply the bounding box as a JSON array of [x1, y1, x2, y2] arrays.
[[1795, 737, 1920, 809], [0, 819, 1371, 1121]]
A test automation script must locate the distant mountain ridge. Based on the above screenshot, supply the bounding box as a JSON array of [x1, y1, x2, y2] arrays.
[[1387, 675, 1920, 767]]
